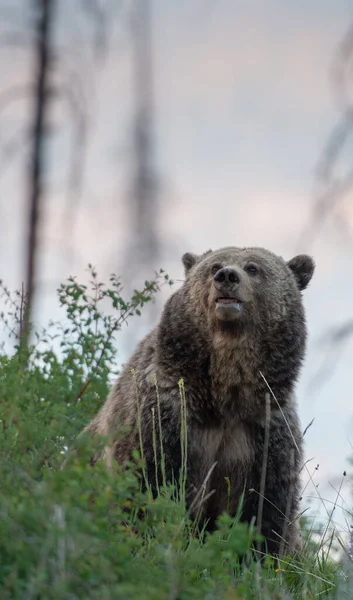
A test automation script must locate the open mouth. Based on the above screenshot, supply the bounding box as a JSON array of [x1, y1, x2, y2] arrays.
[[215, 297, 243, 312]]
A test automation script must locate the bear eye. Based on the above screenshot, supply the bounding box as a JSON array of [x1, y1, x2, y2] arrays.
[[211, 263, 222, 275], [245, 263, 259, 276]]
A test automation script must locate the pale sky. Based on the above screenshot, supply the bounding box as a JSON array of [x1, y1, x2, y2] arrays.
[[1, 0, 353, 540]]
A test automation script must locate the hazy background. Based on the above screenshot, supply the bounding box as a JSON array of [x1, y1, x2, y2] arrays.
[[1, 0, 353, 535]]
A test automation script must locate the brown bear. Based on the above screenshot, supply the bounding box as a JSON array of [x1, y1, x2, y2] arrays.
[[84, 246, 315, 556]]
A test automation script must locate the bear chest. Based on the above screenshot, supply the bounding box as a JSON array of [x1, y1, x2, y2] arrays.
[[188, 420, 255, 483]]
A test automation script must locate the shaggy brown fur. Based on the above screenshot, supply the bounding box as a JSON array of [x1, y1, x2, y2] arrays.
[[84, 246, 315, 555]]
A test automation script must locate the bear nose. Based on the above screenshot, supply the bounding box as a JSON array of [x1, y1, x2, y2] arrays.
[[213, 267, 240, 287]]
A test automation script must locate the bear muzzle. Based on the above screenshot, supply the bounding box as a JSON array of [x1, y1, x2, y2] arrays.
[[213, 267, 249, 320]]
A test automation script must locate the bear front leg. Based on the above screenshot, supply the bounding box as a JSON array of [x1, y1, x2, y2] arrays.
[[242, 418, 303, 557]]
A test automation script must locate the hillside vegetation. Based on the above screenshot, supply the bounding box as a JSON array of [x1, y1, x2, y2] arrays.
[[0, 269, 351, 599]]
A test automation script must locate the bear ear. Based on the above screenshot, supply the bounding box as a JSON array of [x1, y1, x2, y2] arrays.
[[287, 255, 315, 291], [182, 252, 199, 274], [182, 249, 213, 275]]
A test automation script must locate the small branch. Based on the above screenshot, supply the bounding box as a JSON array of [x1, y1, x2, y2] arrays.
[[73, 279, 160, 402]]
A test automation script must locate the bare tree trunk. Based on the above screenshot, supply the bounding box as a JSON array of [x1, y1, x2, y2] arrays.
[[22, 0, 54, 345], [131, 0, 158, 269], [122, 0, 160, 354]]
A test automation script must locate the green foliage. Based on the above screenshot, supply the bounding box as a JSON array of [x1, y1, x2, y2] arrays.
[[0, 269, 351, 599]]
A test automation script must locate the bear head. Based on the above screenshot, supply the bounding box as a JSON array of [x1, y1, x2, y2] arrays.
[[181, 247, 315, 340]]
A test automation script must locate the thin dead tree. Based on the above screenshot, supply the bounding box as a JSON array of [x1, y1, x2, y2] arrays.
[[124, 0, 160, 344], [131, 0, 159, 266], [22, 0, 55, 345], [299, 22, 353, 391]]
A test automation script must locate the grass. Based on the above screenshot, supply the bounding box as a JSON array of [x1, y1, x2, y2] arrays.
[[0, 268, 351, 599]]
